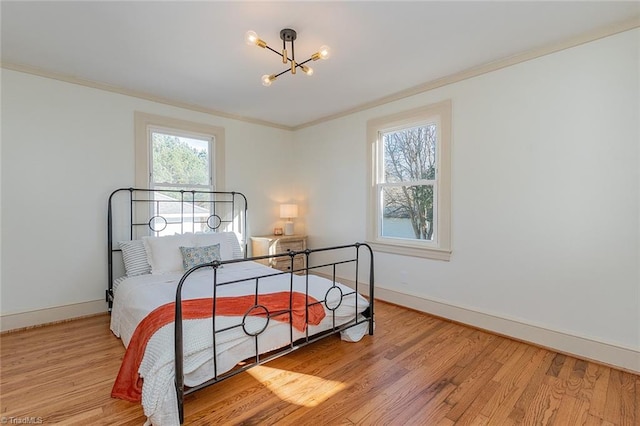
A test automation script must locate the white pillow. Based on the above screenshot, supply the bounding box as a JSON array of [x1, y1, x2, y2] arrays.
[[192, 232, 242, 260], [226, 232, 244, 259], [142, 233, 194, 275]]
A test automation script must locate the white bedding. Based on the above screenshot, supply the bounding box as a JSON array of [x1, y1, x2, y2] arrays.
[[110, 261, 369, 425]]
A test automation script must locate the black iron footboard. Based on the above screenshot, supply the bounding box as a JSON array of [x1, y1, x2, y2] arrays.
[[173, 243, 375, 424]]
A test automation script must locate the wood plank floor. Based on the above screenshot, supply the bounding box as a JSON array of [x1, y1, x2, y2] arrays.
[[1, 301, 637, 425]]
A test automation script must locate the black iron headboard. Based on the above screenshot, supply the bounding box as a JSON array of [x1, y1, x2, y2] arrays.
[[107, 188, 248, 307]]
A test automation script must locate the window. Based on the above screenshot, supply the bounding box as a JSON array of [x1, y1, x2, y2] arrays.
[[366, 100, 451, 260], [149, 128, 212, 191], [134, 112, 226, 236], [134, 112, 225, 191]]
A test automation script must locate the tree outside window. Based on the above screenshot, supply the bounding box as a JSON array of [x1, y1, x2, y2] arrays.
[[151, 131, 211, 189], [381, 124, 437, 241]]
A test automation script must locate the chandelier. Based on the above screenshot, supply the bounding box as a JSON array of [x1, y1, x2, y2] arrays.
[[245, 28, 330, 86]]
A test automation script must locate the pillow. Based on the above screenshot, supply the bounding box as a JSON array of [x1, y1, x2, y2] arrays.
[[193, 232, 243, 260], [113, 275, 128, 294], [226, 232, 244, 259], [119, 240, 151, 277], [179, 244, 222, 269], [142, 233, 194, 275]]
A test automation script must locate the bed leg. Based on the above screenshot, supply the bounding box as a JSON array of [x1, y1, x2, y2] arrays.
[[176, 381, 184, 424], [362, 305, 374, 336]]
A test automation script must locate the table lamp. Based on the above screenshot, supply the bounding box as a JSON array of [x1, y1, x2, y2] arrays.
[[280, 204, 298, 236]]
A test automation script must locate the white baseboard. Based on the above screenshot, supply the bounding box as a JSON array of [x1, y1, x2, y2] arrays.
[[0, 300, 107, 333], [375, 286, 640, 374], [317, 272, 640, 373]]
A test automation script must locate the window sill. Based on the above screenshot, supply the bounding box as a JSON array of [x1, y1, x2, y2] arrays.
[[366, 240, 451, 261]]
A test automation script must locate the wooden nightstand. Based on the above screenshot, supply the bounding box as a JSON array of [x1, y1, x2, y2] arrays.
[[251, 235, 307, 272]]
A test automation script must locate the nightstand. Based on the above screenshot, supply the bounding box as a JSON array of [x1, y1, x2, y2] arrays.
[[250, 235, 307, 272]]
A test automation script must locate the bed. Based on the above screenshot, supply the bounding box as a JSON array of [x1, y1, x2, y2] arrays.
[[107, 188, 374, 425]]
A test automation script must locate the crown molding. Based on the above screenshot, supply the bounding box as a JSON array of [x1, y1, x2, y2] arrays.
[[292, 16, 640, 131], [0, 61, 294, 131], [2, 17, 638, 132]]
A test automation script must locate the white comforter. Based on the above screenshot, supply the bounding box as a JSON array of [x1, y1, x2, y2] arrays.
[[110, 261, 369, 425]]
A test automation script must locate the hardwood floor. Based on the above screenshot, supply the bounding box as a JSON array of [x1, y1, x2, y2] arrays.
[[1, 301, 637, 425]]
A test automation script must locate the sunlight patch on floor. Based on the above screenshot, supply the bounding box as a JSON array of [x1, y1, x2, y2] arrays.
[[246, 365, 346, 407]]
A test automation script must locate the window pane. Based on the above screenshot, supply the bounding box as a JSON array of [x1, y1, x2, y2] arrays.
[[151, 131, 210, 186], [382, 124, 436, 184], [381, 184, 434, 241]]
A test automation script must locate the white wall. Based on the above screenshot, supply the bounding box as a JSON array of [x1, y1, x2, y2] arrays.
[[1, 69, 293, 327], [294, 29, 639, 371]]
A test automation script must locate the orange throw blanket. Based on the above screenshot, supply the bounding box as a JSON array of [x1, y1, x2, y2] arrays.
[[112, 292, 325, 402]]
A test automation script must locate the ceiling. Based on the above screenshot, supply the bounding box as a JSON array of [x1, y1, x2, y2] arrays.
[[2, 1, 638, 129]]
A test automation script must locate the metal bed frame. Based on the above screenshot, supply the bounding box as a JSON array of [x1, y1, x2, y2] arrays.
[[107, 188, 375, 424], [107, 187, 249, 308]]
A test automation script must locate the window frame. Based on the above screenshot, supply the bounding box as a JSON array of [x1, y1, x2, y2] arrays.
[[366, 100, 452, 261], [134, 112, 225, 191]]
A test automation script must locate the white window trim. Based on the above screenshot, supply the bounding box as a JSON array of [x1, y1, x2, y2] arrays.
[[134, 112, 225, 191], [366, 100, 452, 261]]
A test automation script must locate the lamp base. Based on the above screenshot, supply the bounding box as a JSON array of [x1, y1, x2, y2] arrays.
[[284, 221, 294, 236]]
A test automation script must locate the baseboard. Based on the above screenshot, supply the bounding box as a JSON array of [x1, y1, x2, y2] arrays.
[[0, 300, 107, 333], [318, 272, 640, 373]]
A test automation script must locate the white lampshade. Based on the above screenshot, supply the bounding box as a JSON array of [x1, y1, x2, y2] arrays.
[[280, 204, 298, 236], [280, 204, 298, 219]]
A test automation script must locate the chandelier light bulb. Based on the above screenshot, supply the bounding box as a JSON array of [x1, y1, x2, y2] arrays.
[[261, 74, 276, 86], [318, 45, 330, 60], [245, 31, 259, 45], [311, 45, 331, 61], [301, 65, 314, 76]]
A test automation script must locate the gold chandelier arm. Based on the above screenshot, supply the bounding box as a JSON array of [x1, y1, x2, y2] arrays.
[[265, 44, 283, 58]]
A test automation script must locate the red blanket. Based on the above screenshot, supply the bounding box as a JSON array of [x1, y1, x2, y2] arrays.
[[112, 292, 325, 402]]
